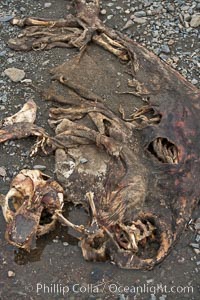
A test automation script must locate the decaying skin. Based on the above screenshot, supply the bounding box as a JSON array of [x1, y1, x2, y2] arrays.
[[45, 83, 181, 269], [1, 169, 63, 251], [0, 0, 199, 269]]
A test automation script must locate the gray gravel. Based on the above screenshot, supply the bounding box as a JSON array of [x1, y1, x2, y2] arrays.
[[99, 0, 200, 87]]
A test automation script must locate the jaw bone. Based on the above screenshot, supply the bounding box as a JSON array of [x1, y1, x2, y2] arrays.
[[0, 100, 37, 143], [0, 169, 64, 251], [2, 99, 37, 126]]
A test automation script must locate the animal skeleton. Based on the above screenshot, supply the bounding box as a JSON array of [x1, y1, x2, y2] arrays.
[[0, 0, 199, 269]]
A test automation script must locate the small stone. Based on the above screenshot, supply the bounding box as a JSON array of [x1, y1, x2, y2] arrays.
[[143, 0, 153, 8], [8, 271, 15, 278], [190, 243, 199, 249], [80, 158, 88, 164], [134, 11, 146, 17], [196, 235, 200, 243], [172, 56, 179, 63], [168, 39, 175, 46], [122, 20, 134, 30], [178, 257, 185, 263], [183, 13, 191, 22], [197, 261, 200, 265], [107, 15, 113, 20], [0, 167, 6, 177], [159, 296, 167, 300], [191, 78, 198, 85], [159, 54, 169, 61], [146, 279, 154, 284], [4, 67, 25, 82], [100, 9, 107, 15], [42, 60, 50, 66], [152, 30, 159, 37], [116, 81, 120, 88], [44, 3, 52, 8], [21, 78, 32, 84], [190, 14, 200, 27], [7, 58, 15, 64], [193, 248, 200, 255], [125, 9, 130, 14], [131, 16, 147, 24], [33, 165, 46, 171], [146, 10, 152, 16], [181, 6, 190, 11], [8, 52, 14, 57], [118, 294, 126, 300], [181, 69, 188, 77], [0, 15, 14, 22], [153, 48, 160, 56], [20, 7, 26, 12], [107, 3, 114, 7], [53, 239, 59, 243], [160, 44, 171, 54], [0, 51, 6, 57], [184, 20, 190, 28], [63, 242, 69, 246], [166, 4, 174, 12], [150, 294, 156, 300]]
